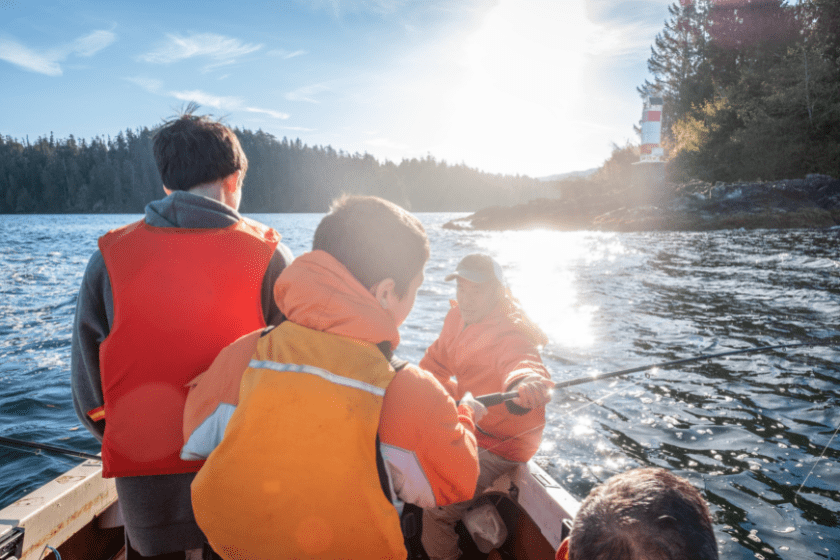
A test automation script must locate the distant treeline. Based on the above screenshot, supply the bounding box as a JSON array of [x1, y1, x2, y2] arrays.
[[0, 128, 557, 214], [643, 0, 840, 183]]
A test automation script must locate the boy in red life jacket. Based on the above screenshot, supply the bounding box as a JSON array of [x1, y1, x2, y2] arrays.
[[420, 253, 555, 560], [556, 468, 719, 560], [70, 108, 293, 560], [181, 195, 483, 560]]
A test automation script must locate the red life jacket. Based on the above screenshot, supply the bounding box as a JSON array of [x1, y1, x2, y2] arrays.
[[96, 218, 279, 478]]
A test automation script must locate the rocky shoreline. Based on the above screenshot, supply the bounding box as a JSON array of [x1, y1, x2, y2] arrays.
[[443, 174, 840, 232]]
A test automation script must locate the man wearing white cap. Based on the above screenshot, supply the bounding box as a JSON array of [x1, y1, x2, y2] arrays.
[[420, 253, 554, 560]]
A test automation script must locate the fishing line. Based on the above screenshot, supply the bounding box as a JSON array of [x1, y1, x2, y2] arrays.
[[793, 417, 840, 504], [477, 388, 623, 458]]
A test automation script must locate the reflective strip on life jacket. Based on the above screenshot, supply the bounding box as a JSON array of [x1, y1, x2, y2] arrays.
[[248, 360, 387, 396]]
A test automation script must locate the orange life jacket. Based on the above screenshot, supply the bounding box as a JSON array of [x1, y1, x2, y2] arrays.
[[190, 321, 406, 560], [96, 218, 278, 478]]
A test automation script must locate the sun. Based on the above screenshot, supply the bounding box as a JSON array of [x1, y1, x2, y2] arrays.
[[435, 0, 598, 176]]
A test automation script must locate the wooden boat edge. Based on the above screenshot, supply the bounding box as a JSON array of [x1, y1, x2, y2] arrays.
[[0, 459, 119, 560]]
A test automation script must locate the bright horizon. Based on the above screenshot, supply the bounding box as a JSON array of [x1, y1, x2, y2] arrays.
[[1, 0, 672, 178]]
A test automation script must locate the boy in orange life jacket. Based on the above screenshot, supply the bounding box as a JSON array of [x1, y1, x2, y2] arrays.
[[70, 108, 293, 560], [556, 468, 719, 560], [420, 253, 555, 560], [182, 195, 483, 560]]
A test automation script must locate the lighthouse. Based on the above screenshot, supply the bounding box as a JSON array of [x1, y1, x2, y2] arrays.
[[640, 96, 664, 162], [630, 96, 666, 200]]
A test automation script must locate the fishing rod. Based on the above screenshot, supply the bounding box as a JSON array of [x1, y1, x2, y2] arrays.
[[0, 343, 831, 458], [0, 435, 101, 461], [475, 341, 836, 407]]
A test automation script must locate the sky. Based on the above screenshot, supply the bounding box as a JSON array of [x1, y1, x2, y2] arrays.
[[0, 0, 674, 178]]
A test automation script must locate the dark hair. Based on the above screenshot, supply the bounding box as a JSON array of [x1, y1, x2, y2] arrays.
[[569, 468, 719, 560], [153, 106, 248, 192], [313, 195, 430, 297]]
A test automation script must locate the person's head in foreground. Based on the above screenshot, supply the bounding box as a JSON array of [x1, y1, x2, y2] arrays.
[[445, 253, 507, 325], [558, 467, 719, 560], [314, 194, 430, 328]]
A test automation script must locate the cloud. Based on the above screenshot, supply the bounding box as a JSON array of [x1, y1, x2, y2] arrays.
[[140, 33, 262, 65], [167, 89, 289, 119], [72, 30, 117, 57], [583, 0, 671, 58], [124, 76, 163, 93], [245, 107, 290, 119], [285, 83, 330, 103], [0, 37, 62, 75], [585, 19, 664, 59], [169, 89, 244, 109], [267, 49, 307, 59], [0, 30, 116, 76]]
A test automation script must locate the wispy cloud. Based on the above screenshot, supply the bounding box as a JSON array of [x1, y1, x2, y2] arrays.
[[0, 30, 116, 76], [583, 0, 670, 58], [585, 19, 664, 59], [169, 89, 244, 109], [0, 37, 61, 75], [165, 89, 289, 119], [245, 107, 291, 119], [267, 49, 307, 60], [72, 30, 117, 57], [140, 33, 262, 67], [285, 83, 330, 103], [124, 76, 164, 93]]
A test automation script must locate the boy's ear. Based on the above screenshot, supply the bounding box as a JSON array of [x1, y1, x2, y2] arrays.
[[370, 278, 397, 309], [222, 170, 242, 193]]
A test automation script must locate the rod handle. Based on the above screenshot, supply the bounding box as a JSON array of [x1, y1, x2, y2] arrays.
[[474, 391, 519, 407]]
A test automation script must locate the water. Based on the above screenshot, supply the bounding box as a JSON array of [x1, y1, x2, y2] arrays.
[[1, 213, 839, 559]]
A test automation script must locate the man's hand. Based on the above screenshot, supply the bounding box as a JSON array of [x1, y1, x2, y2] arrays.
[[512, 376, 555, 409], [459, 392, 489, 423]]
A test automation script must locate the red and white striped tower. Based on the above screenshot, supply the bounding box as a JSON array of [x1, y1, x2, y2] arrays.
[[640, 96, 664, 162]]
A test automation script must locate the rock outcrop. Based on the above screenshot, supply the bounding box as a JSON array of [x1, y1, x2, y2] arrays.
[[443, 174, 840, 232]]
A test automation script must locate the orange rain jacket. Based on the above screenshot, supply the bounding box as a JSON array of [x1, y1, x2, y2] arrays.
[[182, 251, 480, 560], [420, 297, 551, 463]]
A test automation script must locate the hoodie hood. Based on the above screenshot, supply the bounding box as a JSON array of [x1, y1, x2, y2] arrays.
[[274, 251, 401, 350], [145, 191, 241, 229]]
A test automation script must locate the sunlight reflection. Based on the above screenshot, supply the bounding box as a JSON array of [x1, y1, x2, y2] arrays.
[[477, 229, 628, 349], [572, 417, 595, 437]]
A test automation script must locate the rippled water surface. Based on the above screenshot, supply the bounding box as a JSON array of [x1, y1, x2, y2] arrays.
[[1, 213, 839, 559]]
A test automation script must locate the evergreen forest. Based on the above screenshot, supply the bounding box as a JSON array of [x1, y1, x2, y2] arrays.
[[643, 0, 840, 183], [0, 128, 556, 214], [1, 0, 838, 215]]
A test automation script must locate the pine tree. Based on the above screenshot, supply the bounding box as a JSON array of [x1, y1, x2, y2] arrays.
[[642, 0, 713, 144]]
